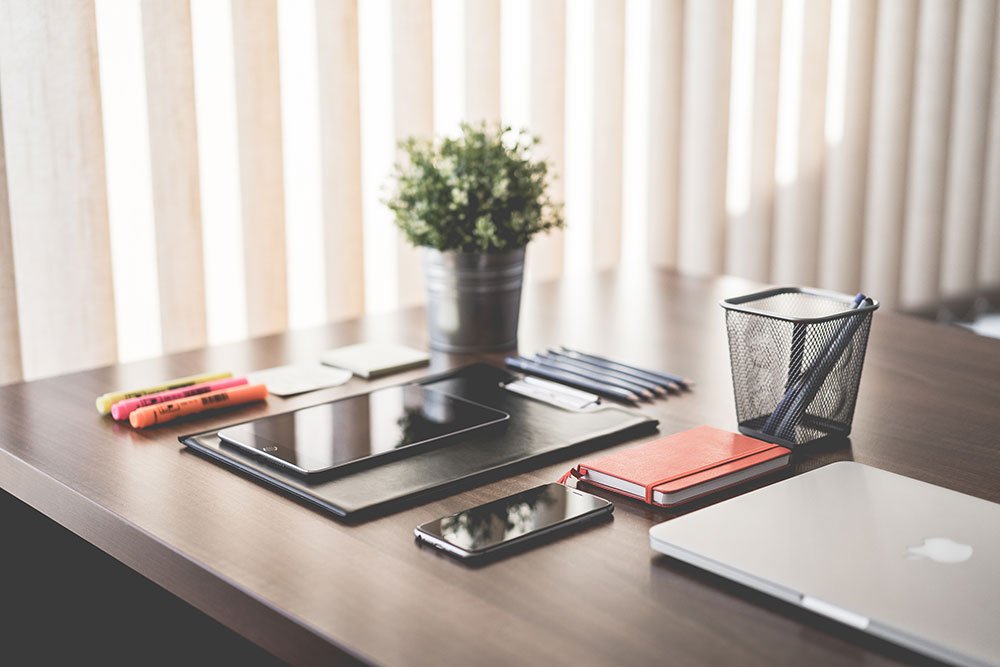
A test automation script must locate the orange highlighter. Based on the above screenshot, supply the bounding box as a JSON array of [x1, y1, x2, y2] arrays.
[[129, 384, 268, 429]]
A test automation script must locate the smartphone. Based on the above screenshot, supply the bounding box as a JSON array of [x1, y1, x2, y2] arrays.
[[414, 483, 613, 560], [218, 384, 508, 476]]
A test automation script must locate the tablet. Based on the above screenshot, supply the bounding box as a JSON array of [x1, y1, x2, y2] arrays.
[[218, 384, 508, 476]]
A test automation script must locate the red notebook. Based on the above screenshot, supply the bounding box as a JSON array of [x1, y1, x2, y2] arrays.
[[558, 426, 791, 507]]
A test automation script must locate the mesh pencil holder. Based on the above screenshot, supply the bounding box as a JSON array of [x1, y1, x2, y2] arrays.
[[721, 287, 878, 449]]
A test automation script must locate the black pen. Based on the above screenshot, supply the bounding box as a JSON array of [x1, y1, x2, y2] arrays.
[[763, 294, 871, 437], [504, 357, 641, 404], [553, 347, 692, 391], [528, 354, 655, 401], [536, 351, 667, 398]]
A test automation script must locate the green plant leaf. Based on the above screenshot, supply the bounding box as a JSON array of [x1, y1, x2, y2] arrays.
[[382, 122, 565, 253]]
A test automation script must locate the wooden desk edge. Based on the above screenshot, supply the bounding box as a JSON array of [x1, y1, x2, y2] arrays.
[[0, 447, 364, 666]]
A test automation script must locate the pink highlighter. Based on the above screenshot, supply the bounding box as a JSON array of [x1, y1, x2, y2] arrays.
[[110, 376, 250, 421]]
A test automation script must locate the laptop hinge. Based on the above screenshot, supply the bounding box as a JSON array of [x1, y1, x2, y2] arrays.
[[801, 595, 870, 630]]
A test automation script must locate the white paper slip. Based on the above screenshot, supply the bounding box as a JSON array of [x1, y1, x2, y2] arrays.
[[522, 375, 600, 403], [503, 379, 600, 411], [248, 363, 352, 397], [320, 342, 430, 379]]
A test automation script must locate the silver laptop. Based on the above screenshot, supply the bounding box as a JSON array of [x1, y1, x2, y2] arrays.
[[649, 461, 1000, 667]]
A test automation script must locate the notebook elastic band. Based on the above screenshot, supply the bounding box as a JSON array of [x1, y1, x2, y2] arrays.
[[642, 443, 776, 503], [557, 467, 582, 485]]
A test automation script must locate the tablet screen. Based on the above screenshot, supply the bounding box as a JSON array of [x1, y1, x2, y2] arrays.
[[218, 385, 508, 474]]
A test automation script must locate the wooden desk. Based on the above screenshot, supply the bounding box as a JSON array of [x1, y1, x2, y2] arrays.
[[2, 270, 998, 666]]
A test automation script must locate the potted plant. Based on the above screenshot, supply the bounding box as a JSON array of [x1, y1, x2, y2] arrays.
[[384, 123, 564, 352]]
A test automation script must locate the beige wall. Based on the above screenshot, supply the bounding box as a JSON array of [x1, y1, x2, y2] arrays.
[[1, 0, 998, 382]]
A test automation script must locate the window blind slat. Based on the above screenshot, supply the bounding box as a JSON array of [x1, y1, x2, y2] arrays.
[[0, 0, 118, 379], [0, 104, 22, 384], [392, 0, 432, 306], [647, 0, 683, 269], [980, 11, 1000, 287], [772, 0, 831, 286], [861, 0, 918, 308], [678, 0, 733, 275], [231, 0, 288, 336], [141, 0, 208, 353], [524, 0, 566, 281], [818, 0, 876, 294], [464, 0, 500, 124], [316, 0, 365, 321], [591, 0, 626, 270], [900, 0, 959, 308], [725, 0, 782, 281], [940, 0, 997, 298]]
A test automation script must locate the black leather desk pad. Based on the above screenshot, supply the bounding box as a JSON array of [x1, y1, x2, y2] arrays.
[[181, 363, 658, 521]]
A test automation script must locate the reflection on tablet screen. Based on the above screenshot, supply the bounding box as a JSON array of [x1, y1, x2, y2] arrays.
[[218, 385, 508, 474]]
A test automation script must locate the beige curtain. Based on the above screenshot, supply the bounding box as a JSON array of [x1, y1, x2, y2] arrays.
[[1, 0, 998, 383]]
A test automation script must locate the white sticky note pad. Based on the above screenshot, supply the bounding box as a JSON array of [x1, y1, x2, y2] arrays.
[[320, 342, 429, 379], [248, 363, 352, 397]]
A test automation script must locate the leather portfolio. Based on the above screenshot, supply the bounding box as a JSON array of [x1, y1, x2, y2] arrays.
[[181, 364, 657, 521]]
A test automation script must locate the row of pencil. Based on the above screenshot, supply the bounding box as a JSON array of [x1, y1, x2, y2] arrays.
[[505, 347, 692, 404], [95, 371, 267, 429]]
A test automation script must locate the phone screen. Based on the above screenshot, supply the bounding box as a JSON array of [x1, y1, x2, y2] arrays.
[[218, 384, 508, 474], [417, 483, 611, 554]]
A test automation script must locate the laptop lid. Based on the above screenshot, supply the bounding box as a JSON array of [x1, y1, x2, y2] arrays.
[[649, 461, 1000, 667]]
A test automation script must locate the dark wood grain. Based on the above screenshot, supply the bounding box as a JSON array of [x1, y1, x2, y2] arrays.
[[2, 268, 998, 666]]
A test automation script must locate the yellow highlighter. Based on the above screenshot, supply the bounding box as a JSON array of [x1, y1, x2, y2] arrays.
[[96, 371, 232, 415]]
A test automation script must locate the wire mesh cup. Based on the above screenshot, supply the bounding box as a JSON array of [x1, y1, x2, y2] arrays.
[[721, 287, 879, 448]]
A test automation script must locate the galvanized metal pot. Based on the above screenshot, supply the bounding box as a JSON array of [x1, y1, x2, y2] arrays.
[[421, 247, 525, 352]]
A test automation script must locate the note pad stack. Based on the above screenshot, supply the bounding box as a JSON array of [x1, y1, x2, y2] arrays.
[[320, 342, 429, 379], [559, 426, 790, 507]]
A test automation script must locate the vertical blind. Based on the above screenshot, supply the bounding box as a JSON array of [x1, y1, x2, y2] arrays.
[[0, 0, 998, 384]]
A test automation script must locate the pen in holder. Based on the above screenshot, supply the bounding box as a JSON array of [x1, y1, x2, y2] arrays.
[[721, 287, 878, 448]]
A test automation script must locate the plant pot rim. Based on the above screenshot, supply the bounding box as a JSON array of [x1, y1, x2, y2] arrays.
[[420, 246, 526, 257]]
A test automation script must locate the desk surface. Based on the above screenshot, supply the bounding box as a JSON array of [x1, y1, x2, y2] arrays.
[[2, 269, 998, 666]]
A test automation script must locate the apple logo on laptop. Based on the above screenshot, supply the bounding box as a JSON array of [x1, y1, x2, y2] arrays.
[[906, 537, 973, 564]]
